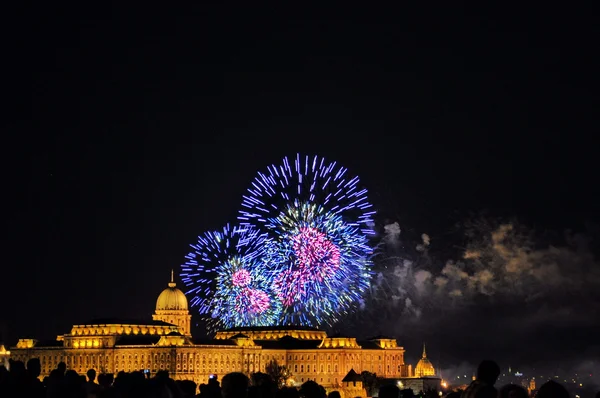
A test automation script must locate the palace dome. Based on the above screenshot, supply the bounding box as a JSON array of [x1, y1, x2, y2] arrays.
[[156, 271, 188, 311], [414, 344, 436, 377]]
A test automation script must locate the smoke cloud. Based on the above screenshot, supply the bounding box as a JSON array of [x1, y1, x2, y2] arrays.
[[342, 217, 600, 383]]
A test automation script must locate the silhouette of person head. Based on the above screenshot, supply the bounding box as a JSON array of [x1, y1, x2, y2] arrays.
[[102, 373, 114, 388], [155, 370, 170, 380], [222, 372, 249, 398], [278, 387, 301, 398], [57, 362, 67, 375], [87, 368, 96, 382], [500, 384, 529, 398], [9, 360, 26, 377], [199, 383, 207, 395], [300, 380, 324, 398], [379, 384, 400, 398], [476, 360, 501, 386], [328, 391, 341, 398], [401, 388, 415, 398], [537, 381, 569, 398], [26, 358, 41, 378]]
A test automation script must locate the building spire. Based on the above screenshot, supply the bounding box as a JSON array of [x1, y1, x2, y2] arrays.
[[168, 269, 176, 288], [422, 343, 427, 358]]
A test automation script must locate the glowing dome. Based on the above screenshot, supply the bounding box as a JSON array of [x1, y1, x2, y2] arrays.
[[156, 271, 188, 311], [414, 344, 436, 377]]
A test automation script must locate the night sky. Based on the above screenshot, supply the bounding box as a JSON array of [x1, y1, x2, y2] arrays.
[[6, 3, 600, 377]]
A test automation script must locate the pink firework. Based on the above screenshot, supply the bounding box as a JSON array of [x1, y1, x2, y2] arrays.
[[273, 269, 307, 306], [291, 227, 341, 281], [231, 269, 252, 287], [237, 288, 270, 314]]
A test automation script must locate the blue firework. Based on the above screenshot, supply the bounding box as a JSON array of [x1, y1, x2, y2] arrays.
[[180, 224, 282, 330], [263, 202, 373, 326], [238, 154, 375, 326], [238, 154, 376, 235]]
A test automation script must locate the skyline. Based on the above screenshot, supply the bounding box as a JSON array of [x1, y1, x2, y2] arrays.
[[6, 3, 599, 390]]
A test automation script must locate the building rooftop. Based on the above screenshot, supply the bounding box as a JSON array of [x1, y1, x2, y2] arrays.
[[115, 335, 162, 346], [36, 340, 64, 347], [342, 369, 362, 382], [357, 341, 383, 350], [75, 318, 174, 327], [191, 338, 238, 346], [257, 336, 322, 350], [220, 325, 322, 332]]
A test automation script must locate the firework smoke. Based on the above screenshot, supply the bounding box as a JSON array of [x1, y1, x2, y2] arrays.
[[340, 216, 600, 373]]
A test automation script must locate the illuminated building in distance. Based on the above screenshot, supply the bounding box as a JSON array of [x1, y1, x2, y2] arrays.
[[10, 275, 438, 396]]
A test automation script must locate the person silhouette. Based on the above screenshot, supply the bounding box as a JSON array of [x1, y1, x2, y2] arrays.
[[85, 368, 100, 397], [221, 372, 249, 398], [462, 360, 501, 398], [499, 384, 528, 398], [536, 381, 569, 398], [25, 358, 45, 398], [379, 384, 400, 398]]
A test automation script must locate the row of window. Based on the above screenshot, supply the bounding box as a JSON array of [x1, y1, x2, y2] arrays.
[[284, 354, 402, 362]]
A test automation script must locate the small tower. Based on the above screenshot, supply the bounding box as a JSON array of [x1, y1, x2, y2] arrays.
[[0, 345, 10, 369], [415, 343, 436, 377], [342, 369, 366, 398], [529, 378, 536, 393], [153, 271, 192, 336]]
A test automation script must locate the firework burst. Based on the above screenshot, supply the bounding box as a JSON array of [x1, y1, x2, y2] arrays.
[[239, 154, 376, 235], [263, 202, 373, 326], [180, 224, 282, 330]]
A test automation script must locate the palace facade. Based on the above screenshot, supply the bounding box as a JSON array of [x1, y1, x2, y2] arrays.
[[8, 275, 436, 395]]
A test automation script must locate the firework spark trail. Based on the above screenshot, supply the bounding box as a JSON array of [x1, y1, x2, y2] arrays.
[[237, 155, 376, 326], [239, 154, 376, 235], [181, 155, 376, 329], [180, 224, 282, 331], [264, 202, 373, 326]]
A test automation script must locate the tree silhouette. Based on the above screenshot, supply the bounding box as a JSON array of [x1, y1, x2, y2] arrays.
[[265, 359, 292, 388], [361, 370, 378, 396]]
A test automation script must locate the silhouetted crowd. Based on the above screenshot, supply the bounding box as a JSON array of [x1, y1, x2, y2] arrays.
[[0, 358, 598, 398]]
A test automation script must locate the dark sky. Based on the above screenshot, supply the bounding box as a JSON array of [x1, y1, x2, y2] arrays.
[[5, 3, 599, 371]]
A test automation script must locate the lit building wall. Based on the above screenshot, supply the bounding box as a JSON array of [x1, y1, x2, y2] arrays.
[[8, 276, 411, 391]]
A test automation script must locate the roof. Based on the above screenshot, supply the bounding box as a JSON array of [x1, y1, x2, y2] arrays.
[[219, 325, 321, 332], [342, 369, 362, 382], [256, 336, 321, 350], [75, 318, 174, 327], [115, 335, 162, 346], [230, 333, 250, 339], [328, 332, 352, 338], [357, 341, 382, 349], [156, 277, 189, 311], [369, 335, 395, 340], [35, 340, 64, 348], [191, 338, 238, 346]]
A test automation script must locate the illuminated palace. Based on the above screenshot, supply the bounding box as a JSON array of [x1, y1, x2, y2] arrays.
[[9, 275, 438, 396]]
